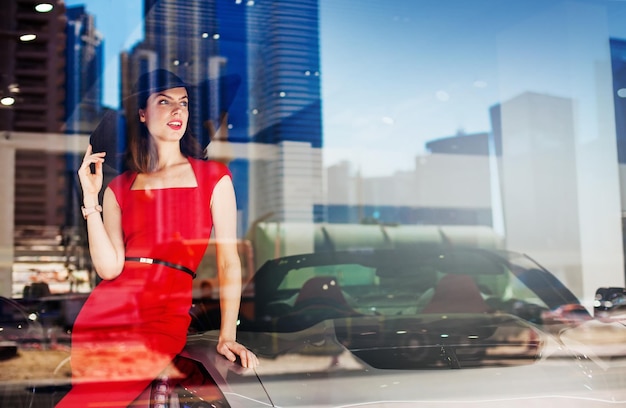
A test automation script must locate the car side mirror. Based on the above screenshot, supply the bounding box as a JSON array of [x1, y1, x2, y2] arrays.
[[594, 287, 626, 321]]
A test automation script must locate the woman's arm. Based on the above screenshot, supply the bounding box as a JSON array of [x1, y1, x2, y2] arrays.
[[211, 175, 259, 368], [78, 145, 125, 280], [87, 188, 125, 279]]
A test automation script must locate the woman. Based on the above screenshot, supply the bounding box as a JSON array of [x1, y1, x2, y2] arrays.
[[57, 69, 258, 407]]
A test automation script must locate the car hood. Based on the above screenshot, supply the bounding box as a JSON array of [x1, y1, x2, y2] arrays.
[[185, 314, 626, 407]]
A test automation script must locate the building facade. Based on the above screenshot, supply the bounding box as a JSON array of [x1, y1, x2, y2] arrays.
[[65, 5, 103, 135], [246, 0, 324, 226], [0, 0, 68, 227]]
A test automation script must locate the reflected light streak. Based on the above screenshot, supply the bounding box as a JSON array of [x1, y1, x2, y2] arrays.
[[35, 3, 53, 12], [1, 96, 15, 106], [19, 34, 36, 42]]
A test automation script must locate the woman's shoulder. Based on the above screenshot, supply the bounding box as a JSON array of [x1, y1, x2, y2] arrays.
[[108, 170, 137, 193], [189, 157, 232, 179]]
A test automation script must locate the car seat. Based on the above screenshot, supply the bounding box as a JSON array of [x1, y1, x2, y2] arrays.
[[274, 276, 356, 331], [421, 274, 491, 314], [294, 276, 352, 311]]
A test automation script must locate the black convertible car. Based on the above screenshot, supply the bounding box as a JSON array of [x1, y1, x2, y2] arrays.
[[170, 244, 626, 407], [13, 244, 626, 407]]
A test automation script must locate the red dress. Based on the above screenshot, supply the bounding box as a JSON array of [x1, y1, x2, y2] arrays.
[[56, 158, 231, 407]]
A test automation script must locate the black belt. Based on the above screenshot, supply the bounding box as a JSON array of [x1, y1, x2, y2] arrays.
[[125, 257, 196, 278]]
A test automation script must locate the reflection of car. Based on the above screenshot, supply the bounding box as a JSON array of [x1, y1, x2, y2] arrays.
[[20, 245, 626, 406], [0, 296, 44, 361], [173, 245, 626, 407], [15, 293, 89, 346], [34, 294, 89, 337], [595, 286, 626, 321], [0, 296, 44, 347]]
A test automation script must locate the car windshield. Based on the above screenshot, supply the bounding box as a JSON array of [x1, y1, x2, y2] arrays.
[[249, 245, 584, 332]]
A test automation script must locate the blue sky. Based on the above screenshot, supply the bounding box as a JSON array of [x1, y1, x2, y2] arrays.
[[64, 0, 626, 176]]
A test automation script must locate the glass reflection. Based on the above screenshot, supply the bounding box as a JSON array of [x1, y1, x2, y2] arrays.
[[2, 0, 626, 404]]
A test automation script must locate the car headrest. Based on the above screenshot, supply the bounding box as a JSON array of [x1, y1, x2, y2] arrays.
[[421, 274, 491, 314]]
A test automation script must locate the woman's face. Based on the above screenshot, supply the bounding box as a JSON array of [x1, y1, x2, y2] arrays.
[[138, 86, 189, 143]]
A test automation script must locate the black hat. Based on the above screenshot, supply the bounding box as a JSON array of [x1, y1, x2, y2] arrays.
[[133, 69, 188, 108]]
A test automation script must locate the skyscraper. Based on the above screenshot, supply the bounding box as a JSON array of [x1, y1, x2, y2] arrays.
[[246, 0, 324, 224], [65, 5, 104, 135], [65, 5, 105, 231], [610, 38, 626, 164], [247, 0, 322, 148], [0, 0, 68, 227], [0, 0, 66, 134]]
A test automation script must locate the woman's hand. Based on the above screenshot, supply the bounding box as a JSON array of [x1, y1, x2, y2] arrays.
[[78, 144, 106, 202], [216, 339, 259, 369]]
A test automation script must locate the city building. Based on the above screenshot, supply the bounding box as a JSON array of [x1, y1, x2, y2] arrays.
[[323, 154, 493, 226], [246, 0, 324, 226], [426, 131, 490, 156], [65, 5, 103, 135], [0, 1, 87, 297], [323, 129, 494, 226], [0, 0, 68, 227], [610, 37, 626, 213], [610, 38, 626, 165], [489, 91, 622, 299], [64, 5, 105, 234]]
